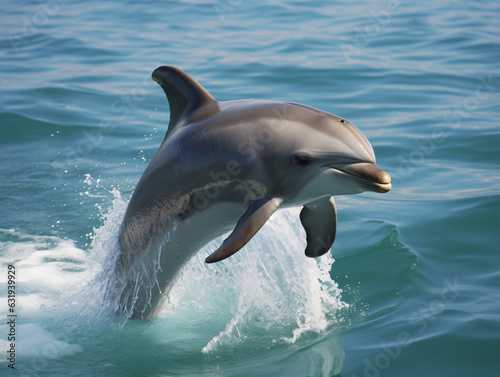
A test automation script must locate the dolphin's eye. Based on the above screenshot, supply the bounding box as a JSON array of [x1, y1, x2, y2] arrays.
[[339, 119, 345, 123], [292, 154, 313, 167]]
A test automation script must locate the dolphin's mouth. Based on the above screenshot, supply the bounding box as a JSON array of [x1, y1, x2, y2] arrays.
[[328, 162, 392, 193]]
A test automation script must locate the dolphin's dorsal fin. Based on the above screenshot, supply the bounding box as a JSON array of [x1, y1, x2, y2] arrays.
[[300, 196, 337, 257], [152, 66, 217, 140], [205, 197, 284, 263]]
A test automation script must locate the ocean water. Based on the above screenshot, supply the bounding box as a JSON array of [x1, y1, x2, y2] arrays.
[[1, 0, 499, 376]]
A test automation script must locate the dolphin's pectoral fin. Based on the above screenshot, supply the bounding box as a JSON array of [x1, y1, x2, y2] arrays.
[[205, 197, 284, 263], [299, 196, 337, 258]]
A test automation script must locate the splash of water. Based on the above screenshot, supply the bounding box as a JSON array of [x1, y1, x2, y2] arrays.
[[1, 182, 348, 364], [70, 181, 349, 349], [157, 208, 349, 353]]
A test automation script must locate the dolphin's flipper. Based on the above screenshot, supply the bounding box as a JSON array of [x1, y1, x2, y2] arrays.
[[205, 197, 284, 263], [152, 66, 218, 139], [300, 196, 337, 257]]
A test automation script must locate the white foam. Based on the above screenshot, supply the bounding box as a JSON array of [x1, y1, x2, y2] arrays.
[[0, 231, 88, 363], [0, 323, 82, 362], [0, 229, 96, 322]]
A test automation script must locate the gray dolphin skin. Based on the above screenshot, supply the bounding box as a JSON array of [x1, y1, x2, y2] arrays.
[[118, 66, 391, 319]]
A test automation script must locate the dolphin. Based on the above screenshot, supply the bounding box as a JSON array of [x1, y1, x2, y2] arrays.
[[117, 66, 391, 319]]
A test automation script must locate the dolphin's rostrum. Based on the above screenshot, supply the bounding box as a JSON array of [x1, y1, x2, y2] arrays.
[[118, 66, 391, 319]]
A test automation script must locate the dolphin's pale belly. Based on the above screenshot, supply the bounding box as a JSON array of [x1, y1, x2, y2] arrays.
[[126, 201, 247, 319]]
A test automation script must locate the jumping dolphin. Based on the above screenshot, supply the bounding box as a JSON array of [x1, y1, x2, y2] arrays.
[[118, 66, 391, 319]]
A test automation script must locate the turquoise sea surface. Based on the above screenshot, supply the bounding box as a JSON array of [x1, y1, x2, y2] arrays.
[[1, 1, 499, 376]]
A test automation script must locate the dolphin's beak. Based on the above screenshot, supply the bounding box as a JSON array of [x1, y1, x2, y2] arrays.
[[330, 162, 392, 193]]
